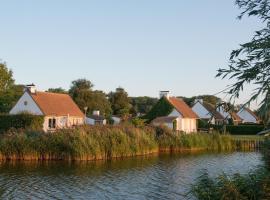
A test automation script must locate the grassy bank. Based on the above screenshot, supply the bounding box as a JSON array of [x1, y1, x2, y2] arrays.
[[0, 126, 263, 161], [192, 138, 270, 200]]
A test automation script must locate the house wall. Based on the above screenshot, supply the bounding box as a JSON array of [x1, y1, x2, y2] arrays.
[[44, 116, 84, 132], [178, 118, 197, 133], [237, 109, 257, 124], [192, 102, 212, 119], [9, 92, 43, 115]]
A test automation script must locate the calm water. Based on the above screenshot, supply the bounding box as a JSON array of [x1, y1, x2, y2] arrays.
[[0, 152, 263, 200]]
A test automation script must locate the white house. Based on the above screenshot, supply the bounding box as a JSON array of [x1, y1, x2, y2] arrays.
[[151, 92, 198, 133], [86, 110, 107, 125], [237, 107, 260, 124], [10, 84, 85, 132], [217, 106, 243, 125], [192, 99, 224, 125]]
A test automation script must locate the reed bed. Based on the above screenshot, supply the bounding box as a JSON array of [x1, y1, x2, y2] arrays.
[[0, 125, 264, 161], [192, 138, 270, 200]]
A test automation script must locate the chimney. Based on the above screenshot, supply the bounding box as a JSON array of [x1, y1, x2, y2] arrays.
[[159, 91, 170, 99], [24, 84, 37, 94], [93, 110, 100, 116]]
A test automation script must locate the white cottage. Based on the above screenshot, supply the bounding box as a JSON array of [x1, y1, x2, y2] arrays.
[[151, 93, 198, 133], [237, 107, 260, 124], [192, 99, 224, 125], [10, 84, 85, 132]]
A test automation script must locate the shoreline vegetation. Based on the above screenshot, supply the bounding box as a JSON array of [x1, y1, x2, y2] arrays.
[[192, 138, 270, 200], [0, 125, 265, 161]]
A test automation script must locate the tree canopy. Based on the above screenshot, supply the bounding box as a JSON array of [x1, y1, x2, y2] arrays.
[[69, 79, 111, 117], [0, 62, 14, 93], [216, 0, 270, 125], [0, 62, 23, 113], [109, 87, 132, 118], [47, 87, 67, 94]]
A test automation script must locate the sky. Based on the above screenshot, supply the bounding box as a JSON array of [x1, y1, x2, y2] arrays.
[[0, 1, 263, 107]]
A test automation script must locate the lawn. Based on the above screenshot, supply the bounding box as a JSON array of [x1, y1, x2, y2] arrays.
[[232, 135, 265, 141]]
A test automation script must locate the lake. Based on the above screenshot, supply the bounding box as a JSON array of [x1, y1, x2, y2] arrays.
[[0, 152, 263, 200]]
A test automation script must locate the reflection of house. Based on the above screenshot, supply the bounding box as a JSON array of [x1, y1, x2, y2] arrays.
[[10, 84, 84, 132], [237, 107, 260, 124], [192, 99, 224, 125], [149, 92, 198, 133], [86, 111, 106, 125]]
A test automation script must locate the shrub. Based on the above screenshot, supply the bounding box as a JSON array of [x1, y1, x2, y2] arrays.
[[0, 114, 44, 132], [226, 125, 264, 135]]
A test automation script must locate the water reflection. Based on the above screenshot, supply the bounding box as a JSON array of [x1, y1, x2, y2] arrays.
[[0, 152, 263, 200]]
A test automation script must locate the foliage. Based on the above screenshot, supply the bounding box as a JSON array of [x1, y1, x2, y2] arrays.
[[179, 95, 221, 107], [47, 87, 67, 94], [109, 88, 132, 118], [143, 97, 174, 122], [0, 62, 14, 93], [0, 125, 158, 160], [0, 62, 22, 113], [131, 117, 146, 128], [0, 84, 24, 113], [212, 124, 265, 135], [192, 169, 270, 200], [0, 113, 44, 132], [130, 96, 158, 116], [216, 0, 270, 125], [69, 79, 112, 117], [158, 132, 234, 151]]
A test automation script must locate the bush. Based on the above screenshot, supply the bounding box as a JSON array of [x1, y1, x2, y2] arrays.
[[0, 114, 44, 132], [192, 170, 270, 200], [226, 125, 264, 135]]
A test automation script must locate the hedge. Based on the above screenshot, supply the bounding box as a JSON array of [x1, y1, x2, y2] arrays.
[[211, 125, 264, 135], [0, 114, 44, 132]]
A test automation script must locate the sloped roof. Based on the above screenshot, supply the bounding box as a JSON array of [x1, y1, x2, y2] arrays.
[[243, 107, 260, 121], [30, 91, 84, 117], [230, 112, 242, 122], [152, 116, 178, 124], [202, 102, 224, 120], [167, 97, 198, 119]]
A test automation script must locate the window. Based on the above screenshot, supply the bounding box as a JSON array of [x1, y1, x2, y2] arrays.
[[173, 120, 177, 131], [24, 101, 28, 106], [48, 118, 56, 129]]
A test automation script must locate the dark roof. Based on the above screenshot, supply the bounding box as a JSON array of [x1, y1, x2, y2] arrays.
[[30, 91, 84, 117], [152, 116, 178, 124], [167, 97, 198, 119], [202, 102, 224, 120]]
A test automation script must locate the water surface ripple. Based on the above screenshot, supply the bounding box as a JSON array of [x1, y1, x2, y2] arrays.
[[0, 152, 263, 200]]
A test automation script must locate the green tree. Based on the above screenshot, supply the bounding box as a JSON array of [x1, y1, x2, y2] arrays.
[[47, 87, 67, 94], [216, 0, 270, 126], [0, 85, 24, 113], [130, 96, 158, 115], [0, 62, 14, 92], [0, 62, 22, 113], [109, 87, 132, 118], [69, 79, 111, 117], [179, 95, 221, 107]]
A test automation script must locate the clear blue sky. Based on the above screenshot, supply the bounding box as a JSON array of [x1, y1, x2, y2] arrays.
[[0, 0, 262, 105]]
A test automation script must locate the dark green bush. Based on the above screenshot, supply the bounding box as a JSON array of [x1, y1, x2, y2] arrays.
[[226, 125, 264, 135], [0, 114, 44, 132]]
